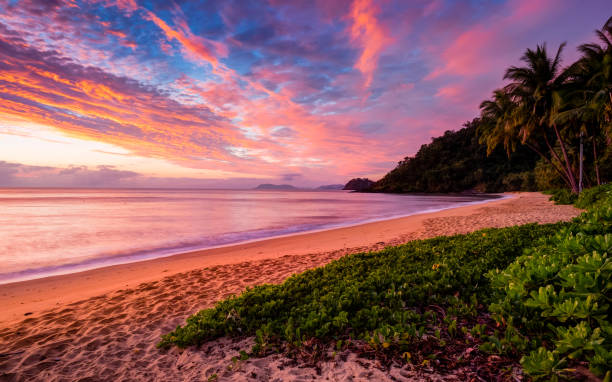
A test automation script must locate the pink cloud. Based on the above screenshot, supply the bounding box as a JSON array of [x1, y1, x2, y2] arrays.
[[94, 0, 139, 14], [425, 0, 556, 81], [435, 84, 462, 100], [348, 0, 392, 89], [144, 10, 227, 67]]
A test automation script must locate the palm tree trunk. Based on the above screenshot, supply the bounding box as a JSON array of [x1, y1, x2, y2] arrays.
[[525, 142, 572, 188], [593, 138, 601, 185], [542, 134, 575, 190], [552, 124, 578, 193], [579, 132, 583, 193]]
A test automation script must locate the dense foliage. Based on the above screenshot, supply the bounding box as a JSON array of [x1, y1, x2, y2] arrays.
[[161, 188, 611, 380], [543, 188, 580, 206], [574, 184, 612, 209], [545, 183, 612, 208], [487, 188, 611, 379], [372, 121, 539, 193], [478, 18, 612, 194]]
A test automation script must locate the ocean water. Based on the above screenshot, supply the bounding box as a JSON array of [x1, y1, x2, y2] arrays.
[[0, 188, 498, 284]]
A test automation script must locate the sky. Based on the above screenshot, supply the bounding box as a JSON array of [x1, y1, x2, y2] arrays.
[[0, 0, 610, 188]]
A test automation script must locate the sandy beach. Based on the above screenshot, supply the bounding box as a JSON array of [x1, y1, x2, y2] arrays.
[[0, 193, 581, 381]]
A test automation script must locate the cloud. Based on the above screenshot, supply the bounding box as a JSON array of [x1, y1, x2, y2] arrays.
[[100, 0, 139, 14], [280, 172, 301, 181], [0, 161, 138, 187], [143, 9, 227, 67], [269, 126, 296, 138], [0, 0, 609, 187], [0, 161, 268, 188], [0, 27, 245, 163], [348, 0, 391, 89]]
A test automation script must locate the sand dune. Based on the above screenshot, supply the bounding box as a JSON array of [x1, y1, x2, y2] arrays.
[[0, 193, 580, 381]]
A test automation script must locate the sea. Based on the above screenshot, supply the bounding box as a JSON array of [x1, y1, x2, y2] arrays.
[[0, 188, 499, 284]]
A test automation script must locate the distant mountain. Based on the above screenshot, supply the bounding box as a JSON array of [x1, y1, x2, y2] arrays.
[[343, 178, 375, 191], [254, 184, 298, 190], [316, 184, 344, 190]]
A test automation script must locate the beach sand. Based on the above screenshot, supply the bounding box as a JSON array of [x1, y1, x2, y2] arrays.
[[0, 193, 581, 381]]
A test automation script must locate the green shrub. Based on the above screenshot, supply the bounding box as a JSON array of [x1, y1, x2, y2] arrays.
[[159, 224, 565, 350], [575, 183, 612, 209], [487, 200, 612, 379], [545, 184, 612, 209], [543, 188, 578, 205]]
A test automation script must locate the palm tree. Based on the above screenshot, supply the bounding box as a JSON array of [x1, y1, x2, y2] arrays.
[[581, 15, 612, 110], [479, 88, 573, 188], [503, 43, 580, 193], [478, 89, 519, 156], [561, 16, 612, 185]]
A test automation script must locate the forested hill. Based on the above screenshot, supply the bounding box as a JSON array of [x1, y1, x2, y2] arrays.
[[371, 120, 540, 193]]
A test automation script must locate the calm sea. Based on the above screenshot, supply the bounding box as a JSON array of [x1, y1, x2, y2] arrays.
[[0, 188, 498, 284]]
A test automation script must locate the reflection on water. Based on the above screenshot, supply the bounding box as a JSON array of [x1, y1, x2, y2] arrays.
[[0, 188, 496, 283]]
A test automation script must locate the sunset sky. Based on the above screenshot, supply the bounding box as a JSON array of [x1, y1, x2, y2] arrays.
[[0, 0, 610, 188]]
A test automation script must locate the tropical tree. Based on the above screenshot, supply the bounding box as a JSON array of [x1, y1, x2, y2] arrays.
[[560, 16, 612, 185], [478, 89, 520, 155], [479, 43, 582, 192], [505, 43, 581, 192], [480, 88, 574, 190]]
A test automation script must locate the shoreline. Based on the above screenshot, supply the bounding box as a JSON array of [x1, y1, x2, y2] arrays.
[[0, 192, 505, 286], [0, 193, 511, 324], [0, 192, 583, 381]]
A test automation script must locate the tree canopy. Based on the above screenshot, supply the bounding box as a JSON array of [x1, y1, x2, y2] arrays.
[[479, 17, 612, 193], [372, 120, 539, 193], [374, 17, 612, 194]]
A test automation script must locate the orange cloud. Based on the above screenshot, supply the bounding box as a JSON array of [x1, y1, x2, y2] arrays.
[[107, 29, 127, 38], [120, 40, 138, 49], [144, 10, 225, 67], [0, 1, 418, 182], [0, 51, 251, 166], [349, 0, 391, 89], [97, 0, 139, 14]]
